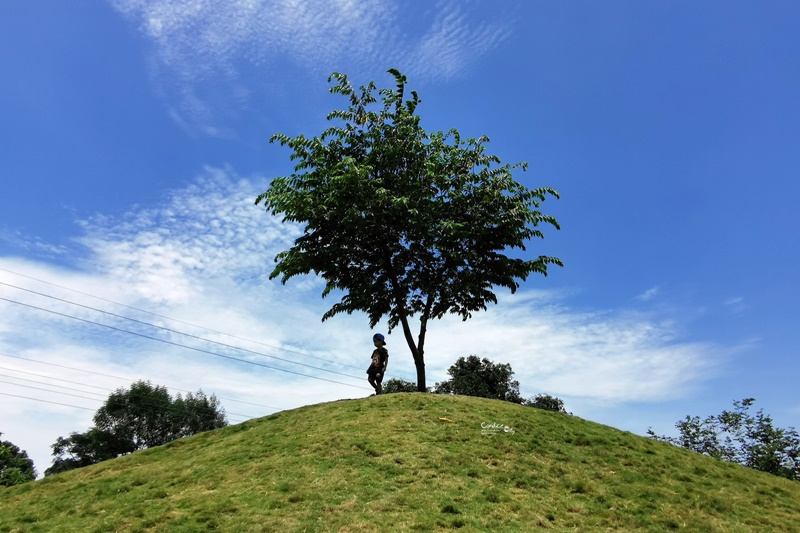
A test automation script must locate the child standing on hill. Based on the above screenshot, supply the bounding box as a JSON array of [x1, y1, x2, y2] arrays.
[[366, 333, 389, 394]]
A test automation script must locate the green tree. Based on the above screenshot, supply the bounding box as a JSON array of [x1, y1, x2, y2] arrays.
[[434, 355, 524, 404], [256, 69, 561, 391], [0, 433, 36, 486], [46, 381, 227, 476], [525, 393, 568, 413], [648, 398, 800, 481]]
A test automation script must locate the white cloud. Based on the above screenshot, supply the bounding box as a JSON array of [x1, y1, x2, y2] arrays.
[[420, 296, 720, 403], [635, 286, 660, 301], [108, 0, 510, 133], [0, 166, 731, 476]]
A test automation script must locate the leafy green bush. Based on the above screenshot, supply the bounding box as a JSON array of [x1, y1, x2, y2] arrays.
[[382, 378, 421, 394], [525, 394, 568, 413]]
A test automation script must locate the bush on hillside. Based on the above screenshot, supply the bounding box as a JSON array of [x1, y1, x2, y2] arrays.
[[433, 355, 523, 404], [382, 378, 423, 394], [525, 394, 569, 413]]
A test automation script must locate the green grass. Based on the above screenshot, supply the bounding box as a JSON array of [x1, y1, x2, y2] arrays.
[[2, 393, 799, 531]]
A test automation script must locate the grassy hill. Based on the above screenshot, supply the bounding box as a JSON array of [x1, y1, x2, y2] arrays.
[[2, 393, 799, 532]]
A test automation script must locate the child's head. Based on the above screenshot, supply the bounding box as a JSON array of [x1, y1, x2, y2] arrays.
[[373, 333, 386, 347]]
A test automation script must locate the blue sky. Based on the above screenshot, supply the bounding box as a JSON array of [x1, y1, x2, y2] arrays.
[[2, 1, 799, 476]]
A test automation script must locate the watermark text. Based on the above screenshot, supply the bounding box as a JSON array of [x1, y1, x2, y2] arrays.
[[481, 422, 515, 435]]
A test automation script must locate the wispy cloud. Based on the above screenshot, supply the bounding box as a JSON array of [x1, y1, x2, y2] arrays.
[[423, 297, 721, 403], [108, 0, 510, 134], [725, 296, 746, 315], [73, 167, 298, 303], [635, 286, 660, 301]]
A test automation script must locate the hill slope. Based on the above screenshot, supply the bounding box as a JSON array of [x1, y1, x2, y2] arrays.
[[2, 393, 799, 532]]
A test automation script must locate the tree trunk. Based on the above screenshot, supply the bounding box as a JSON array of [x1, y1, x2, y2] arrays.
[[415, 312, 430, 392], [414, 358, 426, 392], [398, 313, 426, 391], [386, 258, 429, 392]]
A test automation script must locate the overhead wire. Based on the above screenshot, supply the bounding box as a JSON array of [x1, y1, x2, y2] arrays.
[[0, 266, 366, 371], [0, 365, 115, 391], [0, 267, 417, 384], [0, 353, 283, 418], [0, 280, 364, 381], [0, 379, 105, 404], [0, 372, 255, 420], [0, 373, 108, 398], [1, 376, 252, 423], [0, 352, 282, 411], [0, 296, 372, 391], [0, 391, 95, 411]]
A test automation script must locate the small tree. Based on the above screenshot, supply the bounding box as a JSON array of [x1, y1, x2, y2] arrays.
[[256, 69, 561, 391], [434, 355, 523, 403], [0, 433, 36, 486], [525, 394, 568, 413], [648, 398, 800, 481], [46, 381, 227, 476]]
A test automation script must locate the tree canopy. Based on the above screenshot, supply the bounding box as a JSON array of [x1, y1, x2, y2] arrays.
[[434, 355, 524, 403], [46, 381, 227, 476], [257, 69, 561, 391], [0, 433, 36, 486]]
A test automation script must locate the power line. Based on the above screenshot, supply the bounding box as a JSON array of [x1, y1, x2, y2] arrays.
[[0, 268, 416, 383], [1, 373, 257, 419], [0, 392, 94, 411], [0, 296, 372, 391], [0, 365, 116, 391], [0, 352, 138, 382], [0, 378, 253, 422], [0, 353, 283, 412], [0, 267, 366, 371], [0, 379, 103, 404], [0, 374, 108, 398], [1, 280, 364, 381], [0, 365, 271, 417]]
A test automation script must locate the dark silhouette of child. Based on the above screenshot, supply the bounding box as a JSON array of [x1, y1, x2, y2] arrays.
[[366, 333, 388, 394]]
